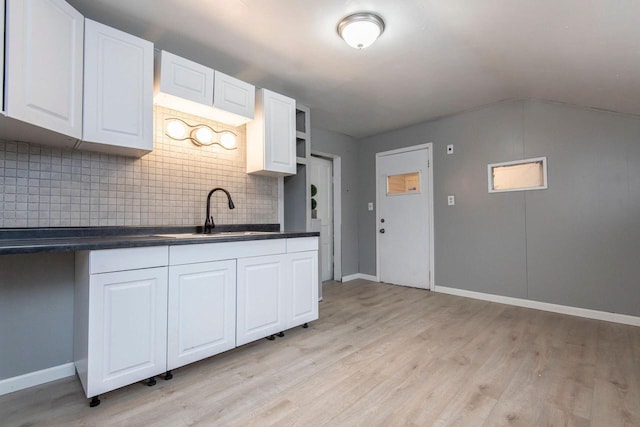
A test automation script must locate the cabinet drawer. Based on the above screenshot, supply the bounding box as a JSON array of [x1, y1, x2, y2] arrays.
[[87, 246, 168, 274], [287, 237, 318, 253], [169, 239, 287, 265]]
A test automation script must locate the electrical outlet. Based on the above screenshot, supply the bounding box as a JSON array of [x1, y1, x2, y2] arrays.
[[368, 202, 374, 211], [447, 144, 454, 154], [447, 195, 455, 206]]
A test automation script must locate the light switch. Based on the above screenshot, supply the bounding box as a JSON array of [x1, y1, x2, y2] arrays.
[[368, 202, 374, 211], [447, 195, 455, 206], [447, 144, 454, 154]]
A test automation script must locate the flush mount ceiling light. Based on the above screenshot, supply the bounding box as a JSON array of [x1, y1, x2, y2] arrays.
[[165, 118, 237, 149], [337, 12, 385, 49]]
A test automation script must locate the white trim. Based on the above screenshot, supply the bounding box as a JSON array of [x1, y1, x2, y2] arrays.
[[0, 363, 75, 396], [375, 143, 434, 290], [434, 285, 640, 327], [427, 147, 435, 291], [488, 156, 548, 193], [342, 273, 379, 282], [311, 151, 342, 282]]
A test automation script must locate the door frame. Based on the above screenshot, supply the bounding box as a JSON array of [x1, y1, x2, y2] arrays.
[[311, 151, 342, 282], [375, 143, 434, 290]]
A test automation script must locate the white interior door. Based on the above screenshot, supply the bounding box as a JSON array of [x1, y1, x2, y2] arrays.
[[377, 146, 431, 289], [310, 156, 333, 281]]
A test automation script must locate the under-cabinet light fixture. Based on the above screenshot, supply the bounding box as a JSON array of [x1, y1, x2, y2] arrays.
[[165, 118, 237, 149], [337, 12, 385, 49]]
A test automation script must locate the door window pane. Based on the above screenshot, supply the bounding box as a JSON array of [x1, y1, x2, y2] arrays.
[[488, 157, 547, 192], [387, 172, 420, 195]]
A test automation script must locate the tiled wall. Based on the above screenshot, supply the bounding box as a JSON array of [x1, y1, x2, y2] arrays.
[[0, 107, 279, 227]]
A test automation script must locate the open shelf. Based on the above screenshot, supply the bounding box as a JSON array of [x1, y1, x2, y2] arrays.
[[296, 137, 306, 158], [284, 104, 311, 232], [296, 109, 307, 134]]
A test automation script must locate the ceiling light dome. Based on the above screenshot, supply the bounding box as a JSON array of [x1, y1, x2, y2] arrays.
[[338, 12, 385, 49]]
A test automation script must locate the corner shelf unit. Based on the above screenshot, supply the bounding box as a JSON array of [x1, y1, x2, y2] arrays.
[[284, 104, 311, 232]]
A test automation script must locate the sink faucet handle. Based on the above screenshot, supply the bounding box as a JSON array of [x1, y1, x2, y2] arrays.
[[203, 216, 215, 233]]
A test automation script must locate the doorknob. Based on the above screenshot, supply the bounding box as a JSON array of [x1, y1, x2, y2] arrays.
[[379, 228, 385, 233]]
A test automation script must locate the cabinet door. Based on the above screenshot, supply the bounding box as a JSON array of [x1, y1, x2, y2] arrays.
[[83, 19, 153, 154], [286, 251, 319, 328], [247, 88, 296, 176], [5, 0, 83, 139], [236, 254, 287, 346], [156, 50, 214, 106], [213, 70, 255, 124], [263, 89, 296, 175], [86, 267, 168, 397], [167, 260, 236, 370]]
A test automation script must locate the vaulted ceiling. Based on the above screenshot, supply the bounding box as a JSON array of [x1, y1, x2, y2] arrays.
[[67, 0, 640, 138]]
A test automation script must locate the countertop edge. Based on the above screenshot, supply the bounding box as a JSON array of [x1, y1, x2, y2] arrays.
[[0, 228, 319, 255]]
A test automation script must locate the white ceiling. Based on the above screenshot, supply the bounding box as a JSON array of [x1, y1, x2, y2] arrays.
[[67, 0, 640, 138]]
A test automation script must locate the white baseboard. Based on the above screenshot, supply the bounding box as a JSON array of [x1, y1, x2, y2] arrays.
[[0, 363, 75, 396], [434, 285, 640, 327], [341, 273, 379, 282]]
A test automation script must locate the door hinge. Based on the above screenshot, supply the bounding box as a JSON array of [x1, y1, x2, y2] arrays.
[[428, 159, 430, 168]]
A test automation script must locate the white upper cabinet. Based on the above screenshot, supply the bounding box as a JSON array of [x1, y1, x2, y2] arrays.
[[212, 70, 255, 124], [154, 50, 215, 119], [246, 88, 297, 176], [154, 50, 254, 126], [82, 19, 154, 157], [5, 0, 84, 140]]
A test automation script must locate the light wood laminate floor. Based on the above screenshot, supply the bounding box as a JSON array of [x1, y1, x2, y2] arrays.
[[1, 280, 639, 426]]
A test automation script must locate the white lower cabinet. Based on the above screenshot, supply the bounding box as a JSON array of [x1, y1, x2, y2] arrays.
[[236, 238, 319, 346], [75, 237, 318, 406], [87, 268, 168, 397], [74, 247, 169, 404], [287, 251, 319, 328], [236, 254, 287, 346], [167, 260, 236, 370]]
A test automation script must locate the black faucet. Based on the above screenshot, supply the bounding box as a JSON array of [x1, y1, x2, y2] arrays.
[[204, 188, 235, 234]]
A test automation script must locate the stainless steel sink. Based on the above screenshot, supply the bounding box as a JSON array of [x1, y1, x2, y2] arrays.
[[156, 231, 279, 239]]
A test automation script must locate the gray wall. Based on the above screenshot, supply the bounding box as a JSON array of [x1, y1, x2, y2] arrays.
[[358, 99, 640, 316], [0, 253, 75, 380], [310, 127, 359, 277]]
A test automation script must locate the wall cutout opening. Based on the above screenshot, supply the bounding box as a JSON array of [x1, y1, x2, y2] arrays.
[[387, 172, 420, 195], [488, 157, 547, 193]]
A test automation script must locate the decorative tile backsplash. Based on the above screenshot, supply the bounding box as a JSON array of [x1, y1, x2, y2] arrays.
[[0, 107, 279, 228]]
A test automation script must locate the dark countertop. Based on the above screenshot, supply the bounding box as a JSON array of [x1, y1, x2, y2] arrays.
[[0, 225, 319, 255]]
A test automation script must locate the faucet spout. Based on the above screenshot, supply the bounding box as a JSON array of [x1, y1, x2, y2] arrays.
[[204, 188, 235, 234]]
